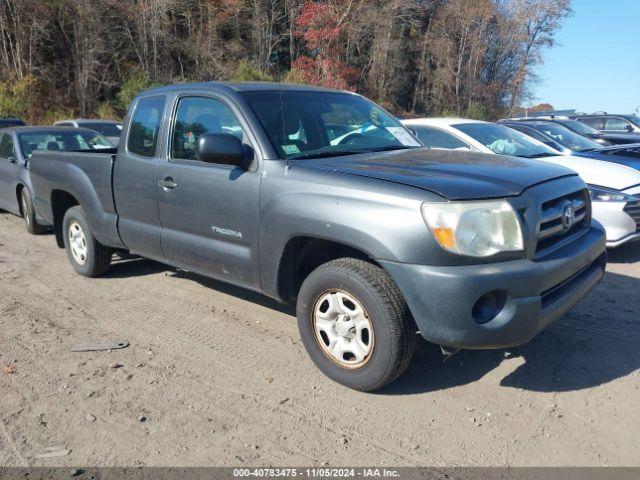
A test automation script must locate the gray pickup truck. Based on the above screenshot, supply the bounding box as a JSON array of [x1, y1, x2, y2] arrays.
[[29, 82, 607, 391]]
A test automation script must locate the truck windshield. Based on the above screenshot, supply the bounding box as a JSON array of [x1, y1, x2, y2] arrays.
[[241, 91, 421, 159], [454, 122, 557, 158], [19, 131, 113, 157], [532, 123, 602, 152], [77, 122, 122, 137]]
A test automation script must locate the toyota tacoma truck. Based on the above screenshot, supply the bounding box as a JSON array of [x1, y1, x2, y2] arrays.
[[28, 82, 606, 391]]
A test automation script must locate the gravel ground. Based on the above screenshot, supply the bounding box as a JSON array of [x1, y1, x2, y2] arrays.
[[1, 211, 639, 467]]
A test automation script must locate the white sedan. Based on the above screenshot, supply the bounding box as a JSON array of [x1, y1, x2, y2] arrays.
[[402, 118, 640, 248]]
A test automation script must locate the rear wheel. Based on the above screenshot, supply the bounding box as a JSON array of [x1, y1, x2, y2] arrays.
[[296, 258, 416, 391], [62, 206, 112, 277], [21, 188, 47, 235]]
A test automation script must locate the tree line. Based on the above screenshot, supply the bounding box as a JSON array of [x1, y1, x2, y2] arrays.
[[0, 0, 571, 123]]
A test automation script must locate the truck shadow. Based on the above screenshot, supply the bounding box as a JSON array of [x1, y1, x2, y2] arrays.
[[104, 256, 639, 396], [383, 270, 640, 395], [103, 257, 168, 278], [606, 241, 640, 263], [171, 270, 295, 315], [104, 256, 295, 314]]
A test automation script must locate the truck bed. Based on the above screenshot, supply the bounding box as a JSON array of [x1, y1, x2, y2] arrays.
[[29, 149, 124, 249]]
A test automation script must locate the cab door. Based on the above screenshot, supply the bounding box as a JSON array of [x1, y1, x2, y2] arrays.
[[156, 94, 261, 289], [112, 95, 166, 259]]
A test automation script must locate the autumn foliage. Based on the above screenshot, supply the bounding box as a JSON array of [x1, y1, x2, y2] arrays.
[[0, 0, 571, 122], [290, 2, 358, 90]]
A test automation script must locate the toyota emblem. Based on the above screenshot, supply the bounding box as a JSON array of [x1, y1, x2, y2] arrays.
[[562, 203, 576, 230]]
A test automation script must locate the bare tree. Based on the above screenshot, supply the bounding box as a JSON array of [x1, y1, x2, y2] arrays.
[[506, 0, 572, 114]]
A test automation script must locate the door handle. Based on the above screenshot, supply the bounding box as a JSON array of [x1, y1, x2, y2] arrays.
[[158, 177, 178, 191]]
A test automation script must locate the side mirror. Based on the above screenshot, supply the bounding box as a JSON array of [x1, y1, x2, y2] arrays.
[[8, 156, 16, 164], [196, 133, 250, 168], [626, 124, 634, 132]]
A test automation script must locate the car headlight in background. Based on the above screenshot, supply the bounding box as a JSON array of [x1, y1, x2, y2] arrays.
[[588, 186, 636, 203], [421, 200, 524, 257]]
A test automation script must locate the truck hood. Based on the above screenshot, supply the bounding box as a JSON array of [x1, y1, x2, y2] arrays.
[[539, 154, 640, 191], [296, 148, 575, 200]]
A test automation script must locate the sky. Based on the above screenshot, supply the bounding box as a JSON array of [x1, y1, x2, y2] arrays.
[[533, 0, 640, 115]]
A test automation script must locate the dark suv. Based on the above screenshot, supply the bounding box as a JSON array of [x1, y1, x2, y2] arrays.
[[0, 117, 26, 128], [574, 114, 640, 135]]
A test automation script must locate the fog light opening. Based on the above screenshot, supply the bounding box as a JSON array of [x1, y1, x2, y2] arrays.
[[472, 290, 508, 324]]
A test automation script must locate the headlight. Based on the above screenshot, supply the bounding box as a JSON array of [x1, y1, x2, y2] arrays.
[[588, 186, 636, 202], [421, 200, 524, 257]]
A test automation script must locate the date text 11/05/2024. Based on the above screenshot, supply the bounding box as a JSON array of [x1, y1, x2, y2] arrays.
[[232, 468, 400, 478]]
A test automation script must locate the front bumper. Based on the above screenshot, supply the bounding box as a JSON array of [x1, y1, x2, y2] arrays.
[[379, 225, 606, 349], [592, 201, 640, 248]]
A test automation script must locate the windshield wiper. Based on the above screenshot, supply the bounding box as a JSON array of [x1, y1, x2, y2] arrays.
[[288, 150, 367, 160], [366, 145, 414, 153], [520, 152, 559, 158], [288, 145, 414, 160]]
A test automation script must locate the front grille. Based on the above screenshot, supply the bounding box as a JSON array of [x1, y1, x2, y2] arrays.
[[623, 201, 640, 230], [541, 253, 606, 309], [535, 189, 590, 256]]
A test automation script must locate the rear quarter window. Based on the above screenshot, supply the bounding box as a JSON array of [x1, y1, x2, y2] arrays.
[[127, 96, 166, 157], [604, 117, 630, 131], [578, 117, 604, 130]]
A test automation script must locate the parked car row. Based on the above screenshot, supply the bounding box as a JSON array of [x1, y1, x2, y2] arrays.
[[506, 115, 640, 146], [0, 82, 608, 391], [0, 117, 123, 234], [0, 126, 116, 234], [402, 117, 640, 248]]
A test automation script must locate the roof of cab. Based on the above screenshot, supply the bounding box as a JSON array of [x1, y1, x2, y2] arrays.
[[140, 81, 354, 96]]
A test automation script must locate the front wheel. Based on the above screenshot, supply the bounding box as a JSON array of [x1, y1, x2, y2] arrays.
[[296, 258, 416, 391], [21, 188, 47, 235], [62, 206, 112, 277]]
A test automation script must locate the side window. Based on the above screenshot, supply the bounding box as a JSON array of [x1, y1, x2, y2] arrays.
[[412, 126, 469, 149], [170, 96, 245, 161], [579, 117, 604, 130], [604, 117, 630, 131], [0, 134, 15, 159], [127, 96, 166, 157]]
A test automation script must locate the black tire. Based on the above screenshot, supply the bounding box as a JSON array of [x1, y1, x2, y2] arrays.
[[62, 206, 112, 277], [20, 188, 47, 235], [296, 258, 416, 391]]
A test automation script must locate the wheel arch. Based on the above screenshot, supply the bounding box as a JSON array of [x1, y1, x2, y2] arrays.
[[276, 236, 382, 304], [51, 190, 80, 248]]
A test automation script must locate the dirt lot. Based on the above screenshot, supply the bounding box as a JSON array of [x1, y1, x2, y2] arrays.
[[0, 211, 639, 467]]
